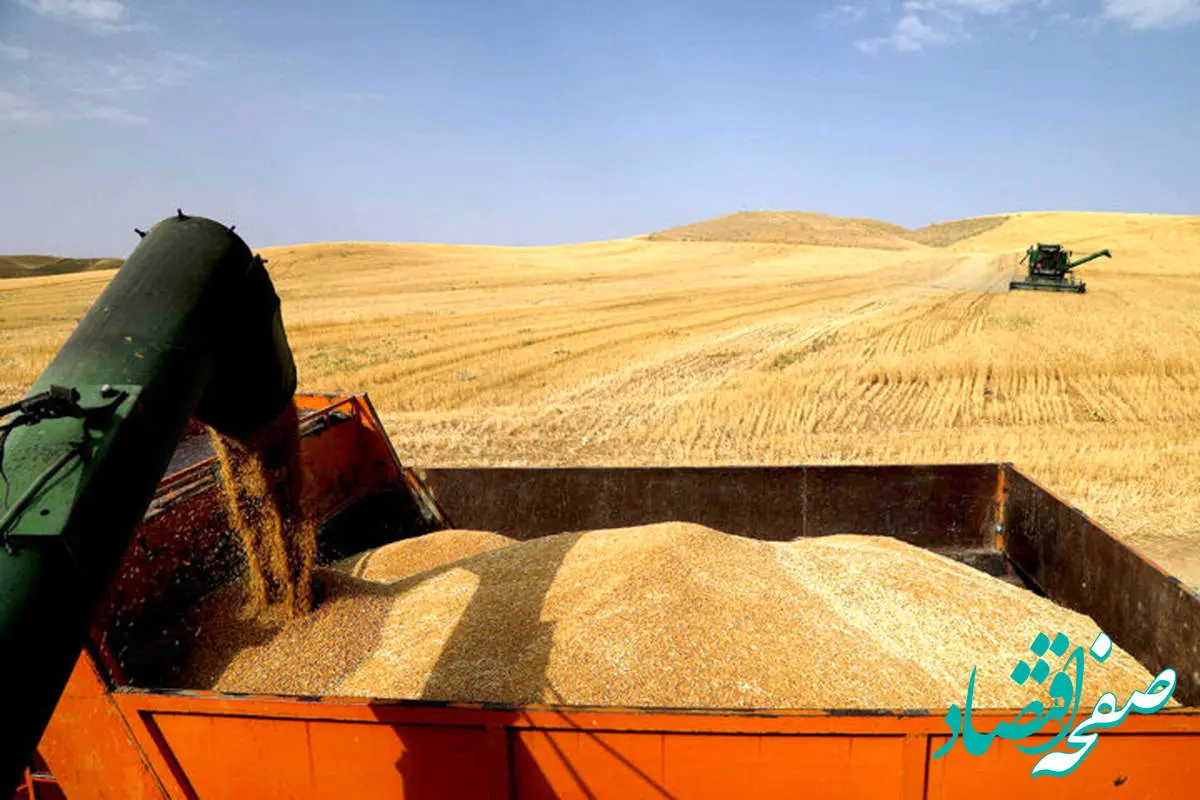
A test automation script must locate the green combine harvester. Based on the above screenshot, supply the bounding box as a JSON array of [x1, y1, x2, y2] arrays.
[[1009, 243, 1111, 294]]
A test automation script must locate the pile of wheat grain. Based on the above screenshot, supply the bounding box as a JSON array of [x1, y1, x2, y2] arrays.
[[181, 523, 1164, 710], [332, 529, 515, 582]]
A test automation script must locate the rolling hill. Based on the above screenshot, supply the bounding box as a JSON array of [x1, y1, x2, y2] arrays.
[[646, 210, 1012, 250], [2, 209, 1199, 586], [0, 255, 122, 280]]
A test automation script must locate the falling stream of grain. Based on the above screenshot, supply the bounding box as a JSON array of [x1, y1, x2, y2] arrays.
[[208, 401, 316, 618]]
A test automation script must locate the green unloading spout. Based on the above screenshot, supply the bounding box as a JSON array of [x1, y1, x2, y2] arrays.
[[0, 213, 296, 788], [1068, 249, 1112, 269]]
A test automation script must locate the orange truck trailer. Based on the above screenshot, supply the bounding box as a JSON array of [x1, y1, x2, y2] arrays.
[[13, 392, 1200, 799], [4, 217, 1200, 798]]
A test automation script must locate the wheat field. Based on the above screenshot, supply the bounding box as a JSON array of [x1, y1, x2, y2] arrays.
[[2, 210, 1199, 584]]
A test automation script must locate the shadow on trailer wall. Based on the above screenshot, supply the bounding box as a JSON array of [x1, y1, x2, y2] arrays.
[[16, 392, 1200, 799]]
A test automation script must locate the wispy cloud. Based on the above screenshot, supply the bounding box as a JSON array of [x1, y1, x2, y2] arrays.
[[0, 42, 32, 60], [1102, 0, 1200, 28], [844, 0, 1200, 53], [76, 105, 147, 124], [827, 2, 869, 23], [96, 52, 211, 93], [15, 0, 141, 33], [0, 90, 147, 125], [938, 0, 1027, 12], [0, 90, 53, 123], [856, 13, 948, 52], [851, 0, 1035, 53], [1, 51, 210, 126], [3, 2, 213, 126], [38, 50, 211, 109]]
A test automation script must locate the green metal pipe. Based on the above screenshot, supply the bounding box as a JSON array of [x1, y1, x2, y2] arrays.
[[1067, 249, 1112, 269], [0, 213, 296, 788]]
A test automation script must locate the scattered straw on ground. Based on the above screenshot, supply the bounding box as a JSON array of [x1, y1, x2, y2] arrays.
[[182, 523, 1163, 710]]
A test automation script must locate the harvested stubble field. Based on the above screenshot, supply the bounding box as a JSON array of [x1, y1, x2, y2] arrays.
[[3, 209, 1200, 585]]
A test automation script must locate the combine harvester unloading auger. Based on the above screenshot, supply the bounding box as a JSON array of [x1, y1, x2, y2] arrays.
[[1009, 243, 1111, 294], [0, 211, 300, 789], [3, 216, 1200, 799]]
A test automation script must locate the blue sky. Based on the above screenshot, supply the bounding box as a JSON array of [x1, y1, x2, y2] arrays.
[[0, 0, 1197, 255]]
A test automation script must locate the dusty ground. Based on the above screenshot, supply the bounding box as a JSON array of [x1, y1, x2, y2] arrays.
[[3, 210, 1199, 584]]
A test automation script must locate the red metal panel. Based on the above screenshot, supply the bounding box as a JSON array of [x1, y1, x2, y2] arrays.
[[294, 396, 401, 521], [144, 713, 501, 799], [109, 692, 1200, 799], [110, 688, 1200, 734], [36, 654, 164, 799], [928, 733, 1200, 798], [514, 730, 910, 799]]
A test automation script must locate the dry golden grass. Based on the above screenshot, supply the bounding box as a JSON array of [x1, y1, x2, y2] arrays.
[[3, 211, 1200, 585], [906, 215, 1011, 246], [649, 210, 1017, 250], [648, 211, 924, 250]]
